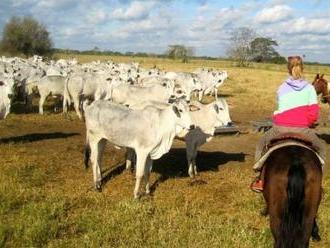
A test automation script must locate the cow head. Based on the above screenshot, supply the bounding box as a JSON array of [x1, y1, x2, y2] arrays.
[[213, 98, 232, 127], [171, 100, 193, 132]]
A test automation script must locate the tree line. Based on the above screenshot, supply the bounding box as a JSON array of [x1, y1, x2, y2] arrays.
[[0, 16, 302, 66]]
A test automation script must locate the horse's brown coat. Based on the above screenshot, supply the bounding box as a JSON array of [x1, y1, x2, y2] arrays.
[[263, 144, 322, 247], [312, 73, 329, 104]]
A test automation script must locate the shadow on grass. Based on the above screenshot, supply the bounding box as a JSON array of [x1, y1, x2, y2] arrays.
[[11, 99, 63, 115], [97, 148, 246, 194], [150, 148, 246, 193], [101, 162, 127, 187], [0, 132, 79, 144]]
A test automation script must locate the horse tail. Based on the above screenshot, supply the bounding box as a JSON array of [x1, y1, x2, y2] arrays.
[[279, 154, 306, 247], [84, 131, 90, 170]]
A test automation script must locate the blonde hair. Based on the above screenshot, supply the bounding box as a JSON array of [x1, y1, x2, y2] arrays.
[[288, 56, 304, 79]]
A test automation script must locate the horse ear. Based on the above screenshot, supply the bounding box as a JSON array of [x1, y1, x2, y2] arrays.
[[321, 74, 324, 79], [315, 74, 320, 80]]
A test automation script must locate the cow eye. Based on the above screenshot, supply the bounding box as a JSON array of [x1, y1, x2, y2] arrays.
[[177, 90, 183, 94], [179, 109, 183, 113], [220, 107, 224, 110]]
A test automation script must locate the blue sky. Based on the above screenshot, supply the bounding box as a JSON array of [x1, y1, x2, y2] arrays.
[[1, 0, 330, 62]]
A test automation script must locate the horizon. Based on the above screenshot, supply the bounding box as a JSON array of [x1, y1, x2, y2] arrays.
[[1, 0, 330, 63]]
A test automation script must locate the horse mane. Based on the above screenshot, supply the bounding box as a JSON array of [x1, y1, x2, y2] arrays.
[[279, 152, 306, 248]]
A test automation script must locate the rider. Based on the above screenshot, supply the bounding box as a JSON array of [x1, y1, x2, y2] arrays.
[[251, 55, 326, 193]]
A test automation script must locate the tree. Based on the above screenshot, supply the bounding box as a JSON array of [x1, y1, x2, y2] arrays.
[[1, 16, 53, 57], [250, 37, 280, 62], [226, 27, 256, 67], [166, 45, 194, 63]]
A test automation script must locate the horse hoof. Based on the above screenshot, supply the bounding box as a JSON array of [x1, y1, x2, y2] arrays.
[[312, 234, 321, 242], [260, 208, 268, 216]]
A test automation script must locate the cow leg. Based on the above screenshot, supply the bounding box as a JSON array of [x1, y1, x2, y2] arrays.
[[90, 138, 105, 192], [73, 95, 82, 119], [134, 150, 148, 199], [214, 88, 218, 100], [144, 156, 153, 195], [187, 141, 199, 178], [198, 91, 203, 101], [39, 95, 46, 114], [63, 95, 68, 113], [38, 92, 48, 115], [188, 161, 195, 178], [126, 148, 135, 171]]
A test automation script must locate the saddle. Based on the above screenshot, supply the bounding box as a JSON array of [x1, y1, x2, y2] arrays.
[[254, 132, 325, 172], [266, 132, 315, 152]]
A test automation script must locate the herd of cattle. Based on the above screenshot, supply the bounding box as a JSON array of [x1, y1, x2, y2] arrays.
[[0, 55, 232, 198]]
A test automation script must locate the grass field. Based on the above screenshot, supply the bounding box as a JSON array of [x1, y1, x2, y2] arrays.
[[1, 55, 330, 247]]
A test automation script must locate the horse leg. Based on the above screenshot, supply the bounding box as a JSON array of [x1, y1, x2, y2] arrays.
[[263, 165, 287, 248], [303, 164, 322, 244]]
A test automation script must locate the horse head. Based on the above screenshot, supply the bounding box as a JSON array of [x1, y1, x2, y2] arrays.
[[312, 73, 329, 103]]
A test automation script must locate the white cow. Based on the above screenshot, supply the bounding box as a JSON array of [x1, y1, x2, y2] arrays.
[[126, 98, 232, 177], [83, 99, 192, 198], [185, 98, 232, 177], [197, 70, 228, 100], [36, 75, 67, 114], [0, 79, 14, 119], [110, 83, 181, 107]]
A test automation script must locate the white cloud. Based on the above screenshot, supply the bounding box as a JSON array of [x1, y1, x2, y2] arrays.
[[286, 17, 330, 35], [35, 0, 77, 10], [111, 1, 155, 21], [86, 9, 109, 24], [1, 0, 330, 62], [255, 5, 292, 24]]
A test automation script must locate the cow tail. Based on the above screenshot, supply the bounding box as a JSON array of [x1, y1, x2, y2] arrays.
[[84, 131, 91, 170]]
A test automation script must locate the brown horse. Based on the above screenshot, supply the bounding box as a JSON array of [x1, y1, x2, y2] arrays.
[[312, 73, 329, 104], [262, 140, 322, 247]]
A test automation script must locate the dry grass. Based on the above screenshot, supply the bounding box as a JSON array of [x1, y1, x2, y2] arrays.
[[1, 55, 330, 247]]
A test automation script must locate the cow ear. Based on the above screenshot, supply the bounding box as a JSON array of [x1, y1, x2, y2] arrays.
[[189, 105, 200, 112], [214, 104, 219, 113], [172, 106, 181, 118], [168, 97, 176, 104]]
